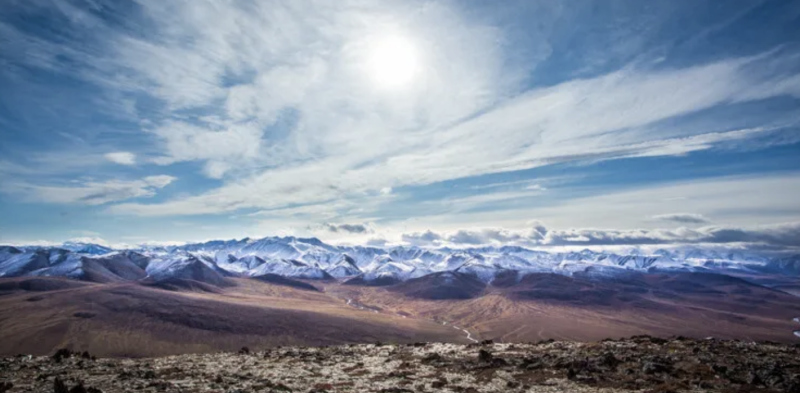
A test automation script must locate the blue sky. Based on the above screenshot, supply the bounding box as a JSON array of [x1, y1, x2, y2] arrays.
[[1, 0, 799, 248]]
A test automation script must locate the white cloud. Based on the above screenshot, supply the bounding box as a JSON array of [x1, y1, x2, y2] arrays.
[[6, 0, 800, 233], [104, 151, 136, 165], [150, 120, 263, 178], [107, 49, 799, 217], [540, 222, 800, 247], [6, 175, 176, 205], [396, 221, 800, 248]]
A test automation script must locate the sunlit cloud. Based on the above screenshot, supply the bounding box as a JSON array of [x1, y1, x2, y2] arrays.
[[1, 1, 799, 245], [104, 151, 136, 166]]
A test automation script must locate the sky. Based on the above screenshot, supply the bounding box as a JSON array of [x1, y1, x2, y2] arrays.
[[1, 0, 799, 249]]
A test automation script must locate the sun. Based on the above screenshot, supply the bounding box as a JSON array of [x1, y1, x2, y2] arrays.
[[365, 34, 420, 89]]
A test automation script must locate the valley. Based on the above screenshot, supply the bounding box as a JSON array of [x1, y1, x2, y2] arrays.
[[1, 237, 798, 357]]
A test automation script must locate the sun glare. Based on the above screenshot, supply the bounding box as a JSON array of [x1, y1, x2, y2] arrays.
[[365, 34, 420, 89]]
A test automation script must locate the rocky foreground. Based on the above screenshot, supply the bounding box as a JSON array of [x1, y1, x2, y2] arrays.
[[0, 337, 798, 393]]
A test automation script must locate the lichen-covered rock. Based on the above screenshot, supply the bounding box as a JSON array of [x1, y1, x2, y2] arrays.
[[0, 338, 797, 392]]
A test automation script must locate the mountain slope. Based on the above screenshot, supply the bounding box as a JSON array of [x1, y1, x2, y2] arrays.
[[0, 277, 466, 357]]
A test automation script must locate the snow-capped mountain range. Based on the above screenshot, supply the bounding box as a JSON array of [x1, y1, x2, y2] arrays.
[[1, 236, 798, 286]]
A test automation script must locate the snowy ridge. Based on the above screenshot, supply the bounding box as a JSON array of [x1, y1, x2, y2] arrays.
[[0, 237, 798, 285]]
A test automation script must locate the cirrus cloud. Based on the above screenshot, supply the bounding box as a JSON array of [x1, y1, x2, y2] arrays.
[[4, 175, 176, 206]]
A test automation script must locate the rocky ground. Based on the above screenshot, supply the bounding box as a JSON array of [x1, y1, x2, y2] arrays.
[[0, 337, 798, 393]]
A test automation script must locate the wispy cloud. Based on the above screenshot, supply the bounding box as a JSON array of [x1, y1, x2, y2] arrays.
[[2, 1, 800, 245], [5, 175, 176, 205], [652, 213, 710, 224], [317, 223, 373, 234], [372, 172, 800, 239], [106, 50, 800, 217]]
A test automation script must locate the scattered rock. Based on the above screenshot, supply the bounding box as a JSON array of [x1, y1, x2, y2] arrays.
[[0, 338, 796, 393]]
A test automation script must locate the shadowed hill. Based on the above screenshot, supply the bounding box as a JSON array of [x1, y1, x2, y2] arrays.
[[251, 273, 321, 292], [0, 277, 465, 357], [390, 271, 486, 299]]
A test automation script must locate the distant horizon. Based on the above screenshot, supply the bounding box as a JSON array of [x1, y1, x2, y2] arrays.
[[4, 227, 799, 255]]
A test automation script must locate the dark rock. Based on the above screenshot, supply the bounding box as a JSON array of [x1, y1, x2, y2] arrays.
[[0, 382, 12, 393], [238, 346, 250, 355], [567, 367, 577, 380], [146, 381, 172, 389], [643, 362, 672, 375], [630, 335, 667, 345], [747, 370, 763, 386], [54, 377, 68, 393], [537, 338, 555, 344], [594, 352, 621, 370], [421, 353, 443, 364], [478, 349, 493, 363], [52, 349, 73, 363], [649, 337, 668, 345], [68, 382, 87, 393], [520, 356, 543, 370]]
